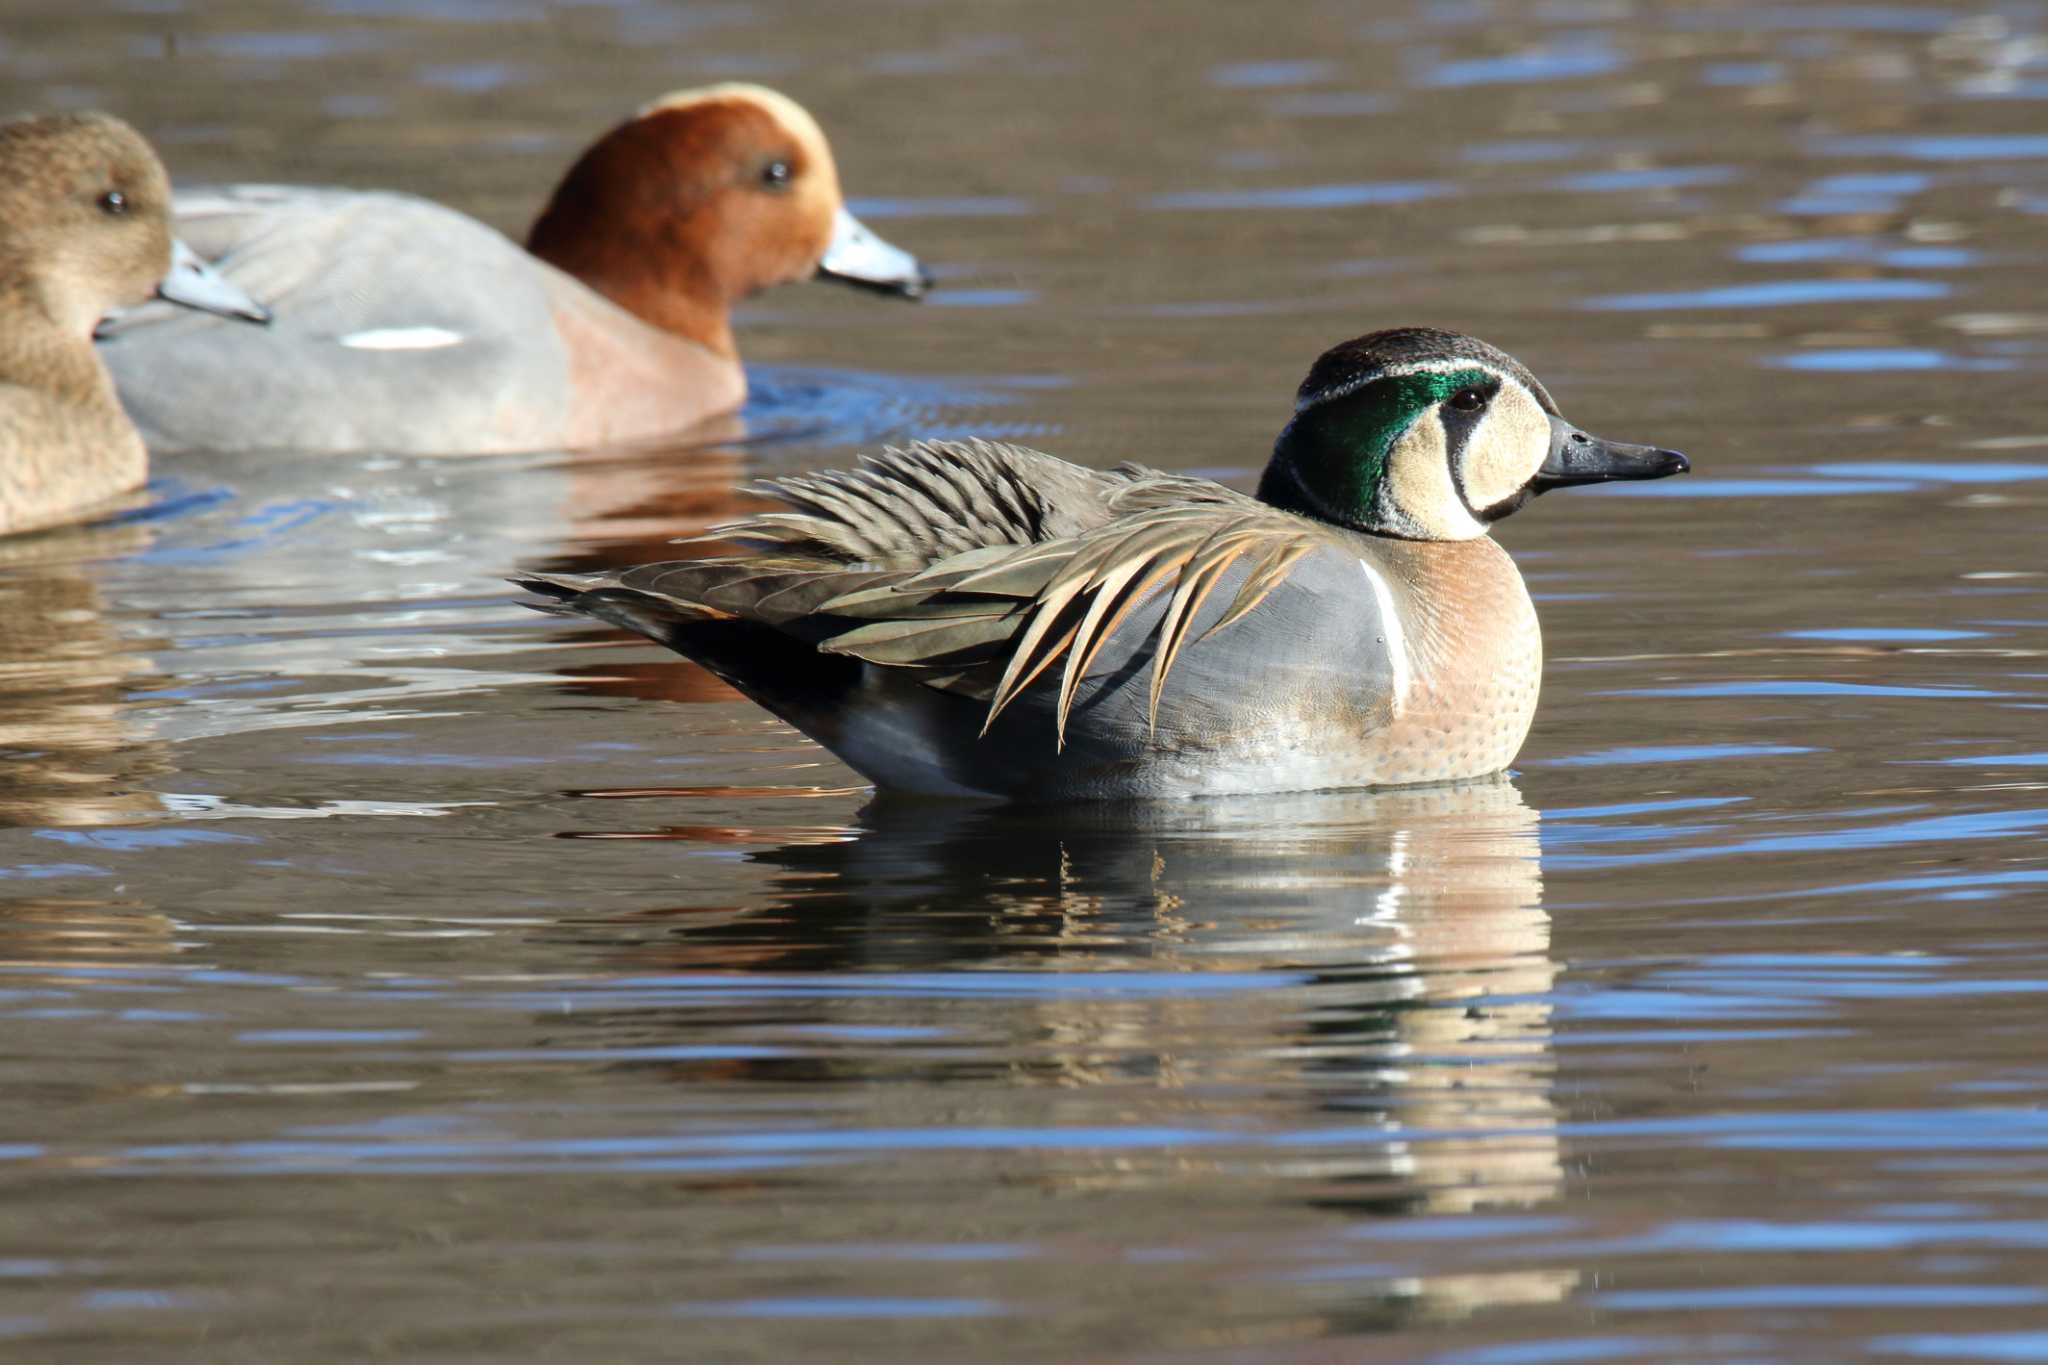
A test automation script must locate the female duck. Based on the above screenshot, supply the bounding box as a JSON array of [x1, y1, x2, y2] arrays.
[[2, 112, 268, 537], [518, 328, 1689, 800], [97, 84, 930, 456]]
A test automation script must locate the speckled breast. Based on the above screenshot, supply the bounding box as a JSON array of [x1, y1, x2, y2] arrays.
[[1356, 534, 1543, 786]]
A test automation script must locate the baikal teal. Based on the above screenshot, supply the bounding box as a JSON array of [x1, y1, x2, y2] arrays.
[[519, 326, 1688, 801]]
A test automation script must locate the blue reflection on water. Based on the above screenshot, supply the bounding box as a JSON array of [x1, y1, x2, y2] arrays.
[[109, 480, 237, 526], [1669, 6, 1967, 32], [735, 1243, 1035, 1262], [1814, 134, 2048, 160], [134, 497, 342, 565], [0, 864, 114, 881], [1803, 172, 1932, 195], [1777, 173, 1930, 213], [1150, 182, 1452, 210], [1738, 239, 1971, 267], [1433, 1340, 1691, 1365], [1585, 279, 1949, 309], [1548, 807, 2048, 871], [80, 1103, 2048, 1177], [1869, 1332, 2048, 1361], [843, 196, 1034, 219], [1541, 797, 1746, 820], [1817, 462, 2048, 483], [1540, 1216, 2048, 1256], [32, 829, 257, 850], [1607, 681, 2009, 699], [1785, 628, 1988, 641], [742, 366, 1050, 449], [1554, 166, 1738, 192], [1770, 350, 2014, 372], [1462, 139, 1595, 163], [1423, 41, 1621, 87], [924, 289, 1038, 309], [1595, 1286, 2048, 1309], [1210, 59, 1338, 87], [314, 0, 543, 18], [1562, 1108, 2048, 1149], [1703, 61, 1786, 85], [195, 30, 387, 59], [414, 60, 525, 91], [678, 1297, 1004, 1319]]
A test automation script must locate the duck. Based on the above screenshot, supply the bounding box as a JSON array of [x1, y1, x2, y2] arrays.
[[96, 84, 931, 457], [1, 111, 270, 539], [515, 328, 1690, 800]]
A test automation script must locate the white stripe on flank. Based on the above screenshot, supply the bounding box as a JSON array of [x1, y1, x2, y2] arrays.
[[339, 326, 465, 351], [1358, 556, 1411, 714]]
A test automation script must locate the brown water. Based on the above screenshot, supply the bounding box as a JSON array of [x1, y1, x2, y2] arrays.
[[7, 0, 2048, 1359]]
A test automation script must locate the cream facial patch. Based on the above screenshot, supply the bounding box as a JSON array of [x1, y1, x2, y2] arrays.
[[1458, 381, 1550, 513], [1382, 408, 1489, 541]]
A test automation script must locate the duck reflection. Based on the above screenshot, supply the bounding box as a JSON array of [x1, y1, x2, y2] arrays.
[[0, 525, 168, 829], [529, 428, 768, 708], [548, 419, 750, 557], [562, 778, 1570, 1320], [0, 528, 185, 968]]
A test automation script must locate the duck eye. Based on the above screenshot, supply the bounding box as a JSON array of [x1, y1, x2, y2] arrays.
[[1448, 386, 1487, 412], [98, 189, 128, 216], [760, 160, 793, 189]]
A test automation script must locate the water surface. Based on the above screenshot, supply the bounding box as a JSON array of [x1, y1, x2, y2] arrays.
[[5, 0, 2048, 1358]]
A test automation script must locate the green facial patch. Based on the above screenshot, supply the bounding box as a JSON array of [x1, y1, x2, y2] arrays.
[[1259, 367, 1494, 526]]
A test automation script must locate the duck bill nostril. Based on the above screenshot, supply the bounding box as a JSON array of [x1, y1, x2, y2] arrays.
[[1531, 415, 1689, 492]]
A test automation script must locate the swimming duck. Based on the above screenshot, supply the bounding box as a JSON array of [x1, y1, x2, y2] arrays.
[[516, 328, 1689, 799], [96, 84, 931, 456], [1, 112, 270, 538]]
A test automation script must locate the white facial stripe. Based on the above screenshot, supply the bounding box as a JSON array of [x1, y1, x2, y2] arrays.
[[1357, 557, 1411, 713], [1296, 358, 1513, 413], [1457, 381, 1551, 513]]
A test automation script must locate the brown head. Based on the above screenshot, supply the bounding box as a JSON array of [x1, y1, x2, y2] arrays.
[[0, 112, 179, 339], [526, 84, 928, 358], [0, 112, 268, 537]]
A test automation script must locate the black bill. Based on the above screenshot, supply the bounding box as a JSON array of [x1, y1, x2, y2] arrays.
[[1533, 414, 1689, 492]]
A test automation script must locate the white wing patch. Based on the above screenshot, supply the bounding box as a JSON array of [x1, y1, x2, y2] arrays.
[[339, 327, 465, 351], [1358, 556, 1411, 714]]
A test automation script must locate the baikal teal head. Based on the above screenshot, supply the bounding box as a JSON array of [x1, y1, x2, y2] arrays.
[[1257, 326, 1689, 541]]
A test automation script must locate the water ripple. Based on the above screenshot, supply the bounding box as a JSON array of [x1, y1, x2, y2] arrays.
[[1586, 279, 1950, 309]]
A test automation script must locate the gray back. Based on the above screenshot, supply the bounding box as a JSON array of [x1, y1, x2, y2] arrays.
[[97, 187, 573, 454]]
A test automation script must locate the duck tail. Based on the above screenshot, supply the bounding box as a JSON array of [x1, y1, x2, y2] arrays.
[[511, 571, 743, 661], [510, 573, 715, 641], [508, 572, 598, 618], [509, 573, 865, 734]]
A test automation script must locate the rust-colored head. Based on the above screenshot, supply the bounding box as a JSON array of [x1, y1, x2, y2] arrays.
[[0, 112, 178, 337], [527, 84, 927, 357]]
